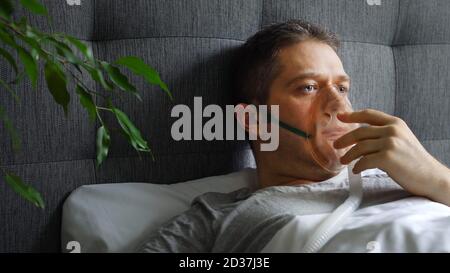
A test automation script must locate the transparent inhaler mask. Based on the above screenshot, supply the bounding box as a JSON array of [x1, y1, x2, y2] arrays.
[[305, 90, 359, 174], [273, 86, 359, 174]]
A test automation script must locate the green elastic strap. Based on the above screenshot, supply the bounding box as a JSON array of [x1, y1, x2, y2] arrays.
[[267, 112, 312, 139]]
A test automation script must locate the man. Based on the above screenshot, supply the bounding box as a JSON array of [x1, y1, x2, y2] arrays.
[[139, 20, 450, 253]]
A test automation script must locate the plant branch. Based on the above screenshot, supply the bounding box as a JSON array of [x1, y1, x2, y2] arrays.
[[96, 106, 113, 112]]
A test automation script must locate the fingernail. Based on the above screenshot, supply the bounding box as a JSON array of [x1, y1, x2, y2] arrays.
[[337, 113, 347, 120]]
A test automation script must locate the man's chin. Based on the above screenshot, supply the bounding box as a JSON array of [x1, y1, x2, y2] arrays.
[[296, 159, 340, 182], [308, 159, 343, 181]]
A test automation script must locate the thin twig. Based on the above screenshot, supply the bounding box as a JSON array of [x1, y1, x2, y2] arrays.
[[96, 106, 113, 112]]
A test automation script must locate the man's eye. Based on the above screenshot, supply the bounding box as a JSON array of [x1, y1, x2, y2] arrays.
[[338, 86, 349, 93], [301, 85, 317, 93]]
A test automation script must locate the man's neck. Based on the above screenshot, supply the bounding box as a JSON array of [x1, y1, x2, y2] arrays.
[[256, 161, 337, 189]]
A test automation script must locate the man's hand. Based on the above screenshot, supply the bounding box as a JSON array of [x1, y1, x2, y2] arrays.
[[334, 109, 450, 205]]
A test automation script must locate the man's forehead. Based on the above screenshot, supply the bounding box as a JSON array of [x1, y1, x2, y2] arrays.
[[295, 69, 350, 79], [276, 43, 347, 80], [278, 50, 350, 80], [277, 63, 350, 81]]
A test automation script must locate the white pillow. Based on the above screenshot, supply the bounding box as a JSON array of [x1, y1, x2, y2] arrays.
[[61, 168, 258, 253]]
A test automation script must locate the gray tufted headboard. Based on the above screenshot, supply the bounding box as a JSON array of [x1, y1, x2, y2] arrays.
[[1, 0, 449, 252]]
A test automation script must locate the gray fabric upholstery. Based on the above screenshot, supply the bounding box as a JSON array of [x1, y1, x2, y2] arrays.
[[0, 0, 449, 252]]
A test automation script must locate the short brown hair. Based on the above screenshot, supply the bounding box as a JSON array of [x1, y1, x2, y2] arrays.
[[233, 20, 340, 104]]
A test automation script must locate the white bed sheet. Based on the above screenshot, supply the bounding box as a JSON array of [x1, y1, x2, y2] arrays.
[[263, 197, 450, 253]]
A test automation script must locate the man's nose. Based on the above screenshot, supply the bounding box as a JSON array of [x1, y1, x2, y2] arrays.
[[322, 86, 348, 118]]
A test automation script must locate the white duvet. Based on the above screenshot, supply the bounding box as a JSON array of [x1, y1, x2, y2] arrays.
[[63, 167, 450, 253], [263, 196, 450, 253]]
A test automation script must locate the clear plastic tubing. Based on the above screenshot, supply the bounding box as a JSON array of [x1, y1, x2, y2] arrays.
[[301, 160, 363, 253]]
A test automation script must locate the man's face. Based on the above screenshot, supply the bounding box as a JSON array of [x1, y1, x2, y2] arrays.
[[265, 39, 351, 180]]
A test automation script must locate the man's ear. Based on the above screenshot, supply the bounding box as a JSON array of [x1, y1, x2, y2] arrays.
[[235, 103, 259, 139]]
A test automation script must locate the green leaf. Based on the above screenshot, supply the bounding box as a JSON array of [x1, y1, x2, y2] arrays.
[[45, 37, 75, 59], [22, 25, 54, 52], [96, 125, 110, 167], [16, 47, 38, 88], [0, 77, 20, 103], [65, 35, 94, 63], [0, 27, 16, 48], [4, 172, 45, 209], [12, 17, 28, 32], [76, 84, 97, 123], [55, 45, 78, 64], [24, 25, 42, 40], [44, 61, 70, 116], [46, 37, 69, 50], [0, 0, 13, 19], [53, 40, 82, 72], [41, 36, 83, 73], [115, 56, 172, 100], [30, 48, 39, 61], [83, 64, 113, 91], [19, 0, 47, 15], [17, 34, 48, 60], [0, 106, 21, 151], [111, 107, 152, 154], [0, 47, 18, 73], [101, 61, 141, 101]]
